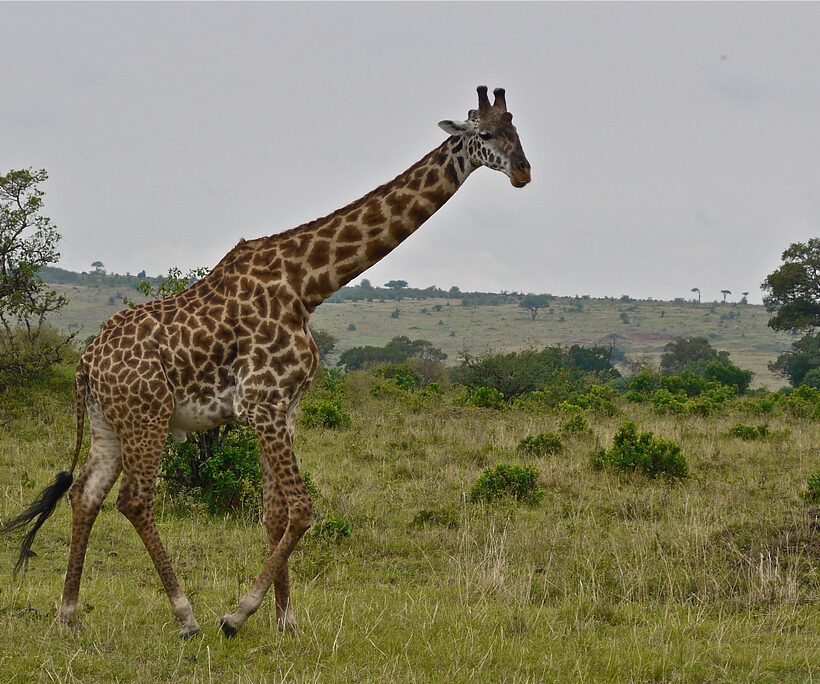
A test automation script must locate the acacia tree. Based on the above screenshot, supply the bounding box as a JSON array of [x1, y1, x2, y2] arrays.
[[0, 169, 73, 381], [691, 287, 701, 303], [720, 289, 731, 303], [519, 293, 552, 320], [763, 239, 820, 385]]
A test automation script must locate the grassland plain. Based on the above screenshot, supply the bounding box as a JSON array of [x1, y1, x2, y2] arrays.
[[49, 281, 792, 389], [0, 367, 817, 682]]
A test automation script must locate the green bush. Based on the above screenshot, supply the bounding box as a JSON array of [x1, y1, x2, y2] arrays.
[[301, 400, 351, 429], [780, 385, 820, 420], [161, 425, 262, 516], [561, 413, 591, 438], [568, 384, 620, 416], [465, 386, 507, 410], [728, 424, 770, 441], [518, 432, 564, 456], [803, 472, 820, 503], [312, 514, 352, 540], [469, 464, 544, 504], [593, 422, 688, 479]]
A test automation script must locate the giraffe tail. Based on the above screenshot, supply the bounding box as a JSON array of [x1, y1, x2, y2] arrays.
[[0, 364, 87, 576]]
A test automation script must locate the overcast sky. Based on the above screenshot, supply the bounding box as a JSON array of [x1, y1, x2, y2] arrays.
[[3, 2, 820, 303]]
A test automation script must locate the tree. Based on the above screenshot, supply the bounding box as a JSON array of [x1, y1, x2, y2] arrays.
[[763, 239, 820, 386], [762, 239, 820, 332], [659, 337, 730, 376], [339, 335, 446, 371], [691, 287, 700, 303], [740, 291, 749, 305], [310, 327, 337, 361], [359, 278, 372, 289], [384, 279, 408, 290], [123, 266, 209, 307], [769, 331, 820, 386], [0, 169, 73, 382], [720, 289, 731, 303], [519, 293, 552, 320], [91, 260, 105, 275]]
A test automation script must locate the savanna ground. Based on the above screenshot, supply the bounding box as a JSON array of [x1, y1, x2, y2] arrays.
[[49, 278, 792, 388], [0, 366, 817, 682]]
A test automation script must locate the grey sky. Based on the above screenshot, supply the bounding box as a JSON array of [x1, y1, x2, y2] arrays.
[[3, 2, 820, 304]]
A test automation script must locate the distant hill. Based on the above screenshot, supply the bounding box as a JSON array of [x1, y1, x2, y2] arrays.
[[43, 268, 793, 389]]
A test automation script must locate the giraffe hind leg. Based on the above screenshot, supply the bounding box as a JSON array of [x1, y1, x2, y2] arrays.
[[116, 426, 200, 639], [59, 408, 122, 624]]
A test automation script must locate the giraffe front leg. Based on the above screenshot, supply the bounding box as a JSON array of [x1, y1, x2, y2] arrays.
[[221, 405, 312, 637], [260, 454, 297, 632]]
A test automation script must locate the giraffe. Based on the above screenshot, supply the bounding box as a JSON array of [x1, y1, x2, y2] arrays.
[[2, 86, 530, 638]]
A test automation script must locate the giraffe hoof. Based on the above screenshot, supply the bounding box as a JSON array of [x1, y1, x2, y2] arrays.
[[180, 626, 201, 640], [220, 616, 239, 638]]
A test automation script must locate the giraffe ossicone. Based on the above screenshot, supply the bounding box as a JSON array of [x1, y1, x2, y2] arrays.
[[2, 86, 530, 638]]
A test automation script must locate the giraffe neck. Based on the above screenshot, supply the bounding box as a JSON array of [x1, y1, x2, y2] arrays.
[[271, 136, 475, 311]]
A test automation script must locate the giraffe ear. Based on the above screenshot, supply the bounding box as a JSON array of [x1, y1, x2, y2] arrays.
[[438, 120, 469, 136]]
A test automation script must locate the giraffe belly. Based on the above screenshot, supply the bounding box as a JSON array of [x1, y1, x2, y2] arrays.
[[169, 394, 235, 442]]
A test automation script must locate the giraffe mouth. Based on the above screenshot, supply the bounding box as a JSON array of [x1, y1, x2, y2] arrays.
[[510, 168, 531, 188]]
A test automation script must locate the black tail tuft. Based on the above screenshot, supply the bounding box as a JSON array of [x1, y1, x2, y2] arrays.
[[1, 471, 73, 576]]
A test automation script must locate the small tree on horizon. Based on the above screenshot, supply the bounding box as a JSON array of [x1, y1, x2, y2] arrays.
[[519, 293, 552, 320], [720, 289, 731, 303], [691, 287, 701, 303]]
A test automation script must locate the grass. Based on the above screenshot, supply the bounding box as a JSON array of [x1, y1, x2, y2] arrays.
[[0, 368, 818, 681]]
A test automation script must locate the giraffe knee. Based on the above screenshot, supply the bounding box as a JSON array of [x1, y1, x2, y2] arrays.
[[116, 488, 147, 522]]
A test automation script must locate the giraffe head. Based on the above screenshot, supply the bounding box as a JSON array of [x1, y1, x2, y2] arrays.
[[438, 86, 531, 187]]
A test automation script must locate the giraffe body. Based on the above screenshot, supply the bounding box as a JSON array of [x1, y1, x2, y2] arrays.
[[3, 86, 530, 638]]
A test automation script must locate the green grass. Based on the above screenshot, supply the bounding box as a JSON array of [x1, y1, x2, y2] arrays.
[[0, 369, 818, 681]]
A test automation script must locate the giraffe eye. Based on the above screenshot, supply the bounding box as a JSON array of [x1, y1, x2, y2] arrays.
[[479, 132, 494, 141]]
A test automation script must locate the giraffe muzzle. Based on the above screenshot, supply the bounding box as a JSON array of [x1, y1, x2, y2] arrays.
[[510, 159, 531, 187], [511, 169, 531, 188]]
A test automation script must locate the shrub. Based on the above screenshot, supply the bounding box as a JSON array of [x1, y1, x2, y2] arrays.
[[779, 384, 820, 420], [161, 425, 262, 516], [651, 389, 687, 415], [518, 432, 564, 457], [312, 514, 352, 540], [465, 386, 507, 410], [469, 464, 544, 505], [561, 413, 591, 438], [593, 422, 688, 479], [301, 400, 351, 429], [728, 424, 770, 441], [453, 345, 618, 401], [803, 472, 820, 503], [703, 360, 753, 394], [569, 384, 620, 416]]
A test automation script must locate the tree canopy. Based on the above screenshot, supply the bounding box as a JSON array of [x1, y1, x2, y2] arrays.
[[762, 238, 820, 332], [519, 293, 552, 319], [0, 168, 73, 382]]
